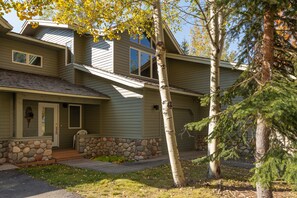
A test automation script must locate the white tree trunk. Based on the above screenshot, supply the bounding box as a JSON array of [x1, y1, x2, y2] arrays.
[[152, 0, 186, 187], [207, 0, 224, 179]]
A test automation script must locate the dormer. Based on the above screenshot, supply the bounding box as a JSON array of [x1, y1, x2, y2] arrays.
[[0, 17, 13, 33]]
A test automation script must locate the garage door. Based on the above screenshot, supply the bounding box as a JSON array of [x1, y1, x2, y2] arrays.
[[161, 108, 196, 154]]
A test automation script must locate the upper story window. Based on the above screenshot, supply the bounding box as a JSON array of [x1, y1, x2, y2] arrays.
[[130, 34, 155, 49], [65, 40, 73, 65], [130, 48, 158, 79], [12, 50, 42, 67]]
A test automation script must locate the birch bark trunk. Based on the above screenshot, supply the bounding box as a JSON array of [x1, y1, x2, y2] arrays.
[[207, 0, 225, 179], [256, 4, 274, 198], [152, 0, 186, 187]]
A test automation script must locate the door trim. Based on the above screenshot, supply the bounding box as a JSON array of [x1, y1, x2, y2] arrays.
[[38, 103, 59, 147]]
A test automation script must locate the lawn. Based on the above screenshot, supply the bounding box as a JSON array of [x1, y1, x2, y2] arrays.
[[21, 161, 296, 198]]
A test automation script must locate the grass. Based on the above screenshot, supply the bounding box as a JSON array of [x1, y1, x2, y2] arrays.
[[21, 161, 296, 198]]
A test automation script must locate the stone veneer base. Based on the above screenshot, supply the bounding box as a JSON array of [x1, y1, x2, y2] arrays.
[[77, 135, 162, 160], [0, 137, 52, 165]]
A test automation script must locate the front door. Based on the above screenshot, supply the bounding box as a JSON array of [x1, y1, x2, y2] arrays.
[[38, 103, 59, 147]]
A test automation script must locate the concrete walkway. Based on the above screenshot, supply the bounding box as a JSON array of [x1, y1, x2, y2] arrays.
[[60, 151, 205, 174]]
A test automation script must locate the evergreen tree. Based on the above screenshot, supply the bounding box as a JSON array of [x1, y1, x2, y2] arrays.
[[180, 38, 190, 55], [186, 0, 297, 196]]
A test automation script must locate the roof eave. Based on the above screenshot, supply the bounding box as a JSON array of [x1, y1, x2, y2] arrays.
[[0, 86, 110, 100], [0, 17, 13, 30]]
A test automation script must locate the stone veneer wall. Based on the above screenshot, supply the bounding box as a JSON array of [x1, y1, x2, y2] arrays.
[[7, 137, 53, 164], [0, 139, 9, 164], [77, 135, 162, 160], [195, 134, 207, 151]]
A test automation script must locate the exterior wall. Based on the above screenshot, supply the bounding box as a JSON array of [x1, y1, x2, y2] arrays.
[[74, 32, 85, 64], [0, 92, 13, 138], [83, 104, 100, 134], [113, 31, 155, 76], [0, 37, 59, 77], [143, 89, 200, 153], [0, 139, 9, 164], [23, 100, 38, 137], [34, 27, 74, 46], [81, 72, 143, 139], [77, 134, 162, 160], [8, 137, 52, 164], [84, 36, 114, 72], [167, 58, 242, 94]]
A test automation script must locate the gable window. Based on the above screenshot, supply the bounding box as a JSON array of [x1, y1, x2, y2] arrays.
[[12, 50, 42, 67], [68, 104, 82, 129], [65, 40, 73, 65], [130, 34, 155, 49], [130, 48, 158, 79]]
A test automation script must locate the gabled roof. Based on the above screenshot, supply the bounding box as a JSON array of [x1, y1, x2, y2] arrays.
[[73, 63, 202, 97], [0, 17, 13, 32], [5, 32, 65, 49], [167, 53, 247, 71], [20, 19, 183, 54], [0, 69, 109, 100]]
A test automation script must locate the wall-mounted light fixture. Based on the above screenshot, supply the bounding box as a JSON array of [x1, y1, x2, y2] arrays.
[[152, 105, 159, 110]]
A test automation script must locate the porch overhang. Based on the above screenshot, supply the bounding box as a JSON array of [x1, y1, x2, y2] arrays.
[[0, 69, 110, 100]]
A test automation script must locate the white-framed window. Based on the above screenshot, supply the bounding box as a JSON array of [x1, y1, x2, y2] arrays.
[[12, 50, 43, 67], [130, 47, 158, 79], [65, 40, 73, 65], [68, 104, 82, 129], [130, 34, 156, 49]]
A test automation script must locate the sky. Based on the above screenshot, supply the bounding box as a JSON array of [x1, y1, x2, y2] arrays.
[[3, 10, 192, 45]]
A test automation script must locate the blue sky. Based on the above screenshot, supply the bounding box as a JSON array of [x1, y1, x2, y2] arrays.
[[3, 10, 192, 45]]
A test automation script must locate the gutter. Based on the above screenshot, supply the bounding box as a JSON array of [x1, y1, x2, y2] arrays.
[[0, 86, 110, 100]]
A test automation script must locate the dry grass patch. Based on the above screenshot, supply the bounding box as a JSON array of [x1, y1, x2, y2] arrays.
[[21, 161, 296, 198]]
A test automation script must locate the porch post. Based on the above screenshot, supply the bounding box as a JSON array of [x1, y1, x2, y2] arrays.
[[15, 93, 23, 138]]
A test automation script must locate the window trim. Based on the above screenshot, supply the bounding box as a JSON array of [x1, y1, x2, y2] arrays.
[[65, 40, 73, 66], [68, 104, 82, 129], [130, 47, 157, 79], [12, 50, 43, 68], [130, 34, 155, 49]]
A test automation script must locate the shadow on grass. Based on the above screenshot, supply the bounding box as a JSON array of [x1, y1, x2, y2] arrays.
[[20, 161, 295, 198]]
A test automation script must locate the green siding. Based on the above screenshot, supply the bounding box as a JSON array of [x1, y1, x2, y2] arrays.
[[167, 58, 241, 94], [81, 72, 143, 138], [0, 92, 12, 138], [84, 104, 100, 134], [0, 37, 60, 77], [23, 100, 38, 137]]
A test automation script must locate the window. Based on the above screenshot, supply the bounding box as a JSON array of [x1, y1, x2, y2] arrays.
[[65, 40, 73, 65], [130, 48, 158, 79], [68, 104, 82, 129], [12, 50, 42, 67], [130, 34, 155, 49]]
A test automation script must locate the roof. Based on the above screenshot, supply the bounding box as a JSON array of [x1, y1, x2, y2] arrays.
[[0, 17, 13, 32], [0, 69, 109, 100], [5, 32, 66, 49], [167, 53, 247, 71], [73, 63, 202, 97]]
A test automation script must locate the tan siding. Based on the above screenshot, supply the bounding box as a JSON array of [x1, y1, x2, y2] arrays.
[[81, 73, 143, 138], [58, 50, 74, 83], [74, 33, 85, 64], [0, 92, 13, 138], [23, 100, 38, 137], [84, 37, 113, 71], [0, 37, 59, 77], [34, 27, 73, 46]]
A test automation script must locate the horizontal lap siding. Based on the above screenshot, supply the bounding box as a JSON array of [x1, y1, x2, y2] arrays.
[[23, 100, 38, 137], [35, 27, 73, 46], [0, 37, 59, 77], [84, 105, 100, 134], [74, 33, 85, 65], [81, 73, 143, 139], [0, 92, 12, 138], [114, 32, 155, 76], [84, 37, 113, 72]]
